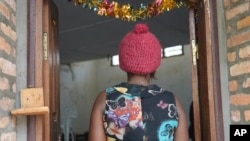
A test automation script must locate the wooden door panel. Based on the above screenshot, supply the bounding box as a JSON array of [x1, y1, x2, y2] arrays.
[[43, 0, 60, 140], [42, 0, 51, 140], [50, 1, 60, 140], [188, 7, 201, 141], [196, 0, 224, 141]]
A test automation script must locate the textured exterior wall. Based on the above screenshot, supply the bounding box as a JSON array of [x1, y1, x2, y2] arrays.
[[0, 0, 17, 140], [224, 0, 250, 123]]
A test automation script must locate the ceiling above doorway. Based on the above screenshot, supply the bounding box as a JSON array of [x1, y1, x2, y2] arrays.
[[53, 0, 190, 64]]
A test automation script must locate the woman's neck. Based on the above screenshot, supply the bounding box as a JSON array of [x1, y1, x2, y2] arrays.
[[127, 74, 150, 86]]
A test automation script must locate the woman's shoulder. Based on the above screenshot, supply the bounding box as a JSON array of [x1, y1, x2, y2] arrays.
[[95, 90, 106, 106]]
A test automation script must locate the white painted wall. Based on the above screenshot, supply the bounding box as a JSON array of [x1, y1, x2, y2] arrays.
[[59, 44, 192, 134]]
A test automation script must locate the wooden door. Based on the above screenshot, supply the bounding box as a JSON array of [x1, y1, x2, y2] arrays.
[[27, 0, 60, 141], [188, 5, 201, 141], [195, 0, 224, 141], [43, 0, 60, 140]]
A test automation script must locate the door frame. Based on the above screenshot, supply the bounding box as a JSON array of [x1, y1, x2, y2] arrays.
[[27, 0, 44, 140], [27, 0, 60, 141], [194, 0, 225, 141], [26, 0, 225, 140]]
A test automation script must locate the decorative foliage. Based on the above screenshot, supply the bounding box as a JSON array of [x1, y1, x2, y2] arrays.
[[69, 0, 191, 21]]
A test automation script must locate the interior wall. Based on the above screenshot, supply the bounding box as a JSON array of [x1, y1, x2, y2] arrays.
[[59, 61, 98, 133], [59, 44, 192, 134]]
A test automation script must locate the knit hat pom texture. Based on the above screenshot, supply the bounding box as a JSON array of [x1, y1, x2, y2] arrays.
[[119, 23, 162, 74]]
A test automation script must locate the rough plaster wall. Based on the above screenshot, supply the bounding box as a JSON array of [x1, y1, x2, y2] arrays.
[[60, 61, 98, 133], [217, 0, 230, 141], [95, 58, 126, 91], [60, 44, 192, 134], [16, 0, 28, 140]]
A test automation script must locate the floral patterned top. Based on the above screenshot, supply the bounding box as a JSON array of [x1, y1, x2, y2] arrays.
[[103, 82, 179, 141]]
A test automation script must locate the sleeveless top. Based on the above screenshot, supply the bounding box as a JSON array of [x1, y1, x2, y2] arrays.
[[103, 82, 179, 141]]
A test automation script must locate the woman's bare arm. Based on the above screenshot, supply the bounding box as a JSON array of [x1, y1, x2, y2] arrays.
[[174, 96, 189, 141], [88, 91, 106, 141]]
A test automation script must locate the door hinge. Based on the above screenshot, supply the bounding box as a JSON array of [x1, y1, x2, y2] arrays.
[[192, 39, 198, 65], [43, 32, 48, 60]]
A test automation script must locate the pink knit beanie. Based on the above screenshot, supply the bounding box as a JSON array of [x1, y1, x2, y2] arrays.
[[119, 23, 162, 74]]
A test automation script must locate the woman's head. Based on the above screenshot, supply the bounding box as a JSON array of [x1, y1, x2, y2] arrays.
[[119, 23, 162, 75]]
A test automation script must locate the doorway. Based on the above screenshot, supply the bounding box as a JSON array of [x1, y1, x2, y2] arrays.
[[26, 0, 225, 141], [56, 0, 224, 141], [59, 44, 193, 139]]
